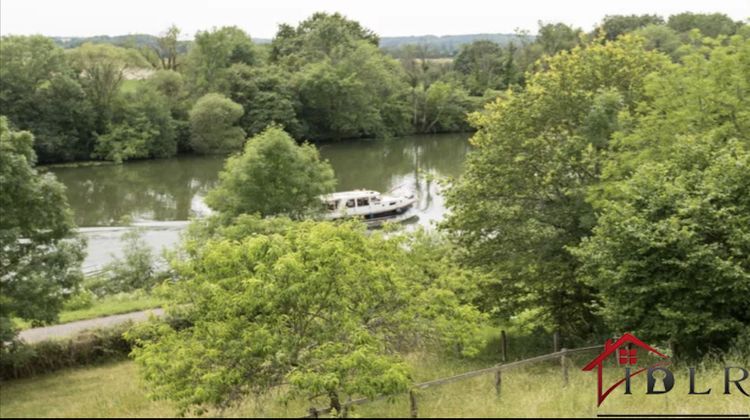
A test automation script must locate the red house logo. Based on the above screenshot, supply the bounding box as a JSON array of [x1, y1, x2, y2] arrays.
[[582, 333, 670, 406]]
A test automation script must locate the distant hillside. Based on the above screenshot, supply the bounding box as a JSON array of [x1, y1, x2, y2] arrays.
[[51, 32, 531, 57]]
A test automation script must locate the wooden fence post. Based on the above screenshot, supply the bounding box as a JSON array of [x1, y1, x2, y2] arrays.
[[560, 349, 569, 386], [409, 390, 418, 418], [553, 331, 560, 353], [494, 370, 502, 396], [501, 330, 508, 363]]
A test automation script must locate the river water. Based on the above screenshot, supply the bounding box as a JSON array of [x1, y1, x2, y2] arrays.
[[48, 133, 471, 270]]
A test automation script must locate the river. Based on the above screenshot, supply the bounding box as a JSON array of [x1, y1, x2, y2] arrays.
[[48, 133, 471, 270]]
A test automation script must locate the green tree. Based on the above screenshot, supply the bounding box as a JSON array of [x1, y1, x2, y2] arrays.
[[442, 36, 669, 339], [536, 22, 582, 56], [0, 118, 85, 344], [188, 93, 245, 154], [270, 12, 379, 66], [185, 26, 256, 95], [0, 36, 67, 126], [127, 219, 486, 414], [205, 126, 335, 220], [632, 24, 681, 57], [415, 79, 472, 133], [146, 70, 191, 152], [574, 138, 750, 357], [454, 40, 506, 94], [599, 14, 665, 40], [155, 25, 182, 70], [667, 12, 739, 37], [295, 41, 410, 140], [29, 74, 97, 162], [226, 64, 303, 137], [66, 43, 150, 130], [94, 85, 176, 162]]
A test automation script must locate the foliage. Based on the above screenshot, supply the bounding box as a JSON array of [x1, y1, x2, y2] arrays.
[[0, 322, 134, 380], [295, 41, 410, 140], [599, 14, 665, 40], [414, 80, 473, 133], [574, 35, 750, 357], [226, 64, 303, 137], [127, 220, 487, 414], [454, 40, 508, 94], [185, 26, 256, 95], [90, 229, 162, 296], [270, 12, 379, 66], [188, 93, 245, 154], [93, 84, 176, 162], [442, 36, 669, 338], [0, 118, 85, 344], [205, 126, 336, 220], [667, 12, 740, 37], [574, 138, 750, 358]]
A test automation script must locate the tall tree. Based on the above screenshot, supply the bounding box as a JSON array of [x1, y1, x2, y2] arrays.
[[667, 12, 739, 37], [599, 14, 665, 40], [156, 25, 181, 70], [205, 126, 336, 220], [443, 36, 669, 339], [185, 26, 256, 95], [454, 40, 507, 95], [188, 93, 245, 154], [127, 219, 486, 414], [0, 118, 85, 344]]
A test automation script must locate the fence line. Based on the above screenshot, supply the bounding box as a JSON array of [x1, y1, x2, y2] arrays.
[[303, 344, 604, 418]]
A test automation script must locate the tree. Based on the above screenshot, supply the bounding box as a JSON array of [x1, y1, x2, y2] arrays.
[[205, 126, 336, 220], [94, 85, 176, 162], [146, 70, 191, 152], [667, 12, 739, 37], [442, 36, 669, 338], [454, 40, 507, 95], [295, 41, 410, 140], [127, 219, 486, 414], [29, 74, 97, 163], [415, 79, 472, 133], [574, 138, 750, 357], [185, 26, 256, 95], [156, 25, 181, 70], [188, 93, 245, 154], [536, 22, 582, 56], [270, 12, 379, 66], [227, 64, 303, 138], [66, 43, 150, 130], [0, 118, 85, 344], [632, 24, 681, 57], [599, 14, 665, 40]]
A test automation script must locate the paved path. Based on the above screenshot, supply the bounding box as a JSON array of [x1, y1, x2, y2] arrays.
[[18, 308, 165, 344]]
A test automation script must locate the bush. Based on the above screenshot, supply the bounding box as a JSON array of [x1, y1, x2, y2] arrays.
[[62, 289, 95, 311], [0, 322, 133, 380]]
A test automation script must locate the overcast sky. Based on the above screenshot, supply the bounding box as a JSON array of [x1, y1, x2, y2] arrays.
[[1, 0, 748, 39]]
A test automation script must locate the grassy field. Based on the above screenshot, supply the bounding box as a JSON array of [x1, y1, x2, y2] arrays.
[[2, 351, 748, 418], [14, 292, 163, 330]]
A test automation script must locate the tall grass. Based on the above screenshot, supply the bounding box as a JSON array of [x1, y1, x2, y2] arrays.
[[2, 351, 747, 417]]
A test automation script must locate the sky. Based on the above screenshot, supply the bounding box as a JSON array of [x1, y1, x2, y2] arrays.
[[1, 0, 748, 39]]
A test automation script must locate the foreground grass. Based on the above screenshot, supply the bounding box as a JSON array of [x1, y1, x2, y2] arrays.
[[2, 353, 748, 418], [14, 293, 163, 330]]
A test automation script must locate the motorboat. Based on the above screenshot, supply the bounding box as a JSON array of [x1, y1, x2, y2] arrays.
[[321, 189, 417, 227]]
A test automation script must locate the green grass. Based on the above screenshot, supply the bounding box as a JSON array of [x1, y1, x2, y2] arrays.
[[2, 352, 748, 417], [14, 292, 164, 330]]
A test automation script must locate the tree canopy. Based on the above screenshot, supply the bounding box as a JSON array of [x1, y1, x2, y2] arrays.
[[0, 118, 85, 343], [205, 126, 336, 220], [127, 219, 486, 414]]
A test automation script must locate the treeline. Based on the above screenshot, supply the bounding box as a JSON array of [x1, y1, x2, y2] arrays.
[[2, 12, 744, 164], [445, 23, 750, 357]]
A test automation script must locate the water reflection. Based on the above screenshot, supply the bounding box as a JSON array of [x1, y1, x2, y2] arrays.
[[49, 133, 471, 228]]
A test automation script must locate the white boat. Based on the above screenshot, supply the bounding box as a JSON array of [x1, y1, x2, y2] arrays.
[[321, 189, 417, 227]]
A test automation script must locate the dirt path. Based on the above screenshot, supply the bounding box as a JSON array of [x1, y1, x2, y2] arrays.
[[18, 308, 164, 344]]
